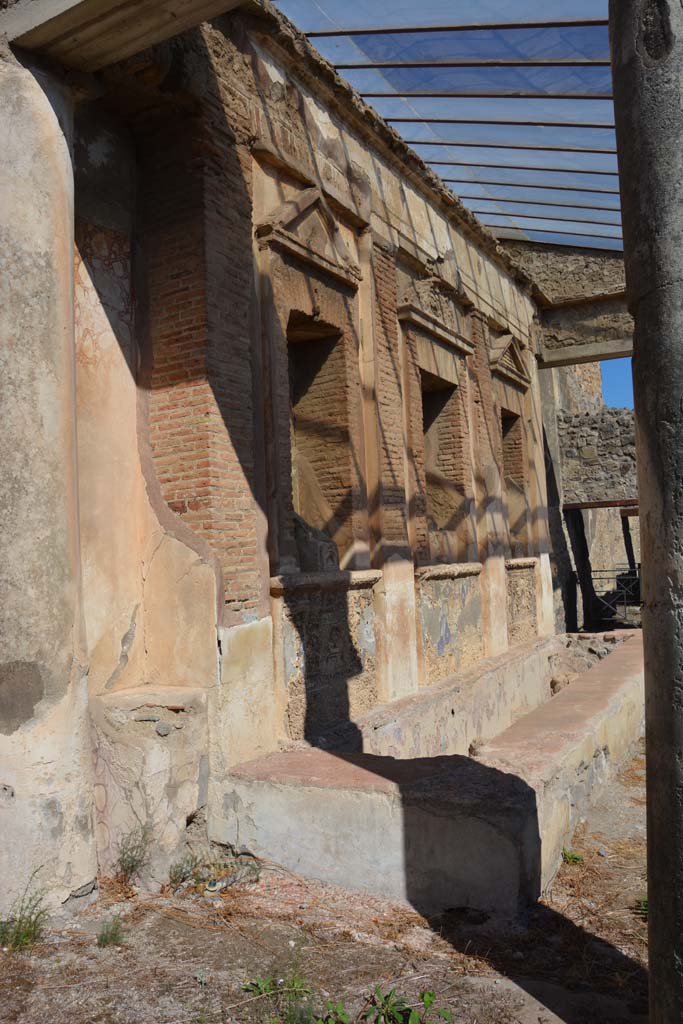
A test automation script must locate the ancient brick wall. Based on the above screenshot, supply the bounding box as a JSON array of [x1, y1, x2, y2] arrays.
[[559, 408, 637, 505], [501, 411, 526, 489], [470, 313, 504, 481], [372, 245, 410, 557], [139, 67, 264, 619], [289, 331, 354, 558]]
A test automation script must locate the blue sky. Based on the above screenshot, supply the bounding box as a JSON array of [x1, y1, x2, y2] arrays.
[[601, 358, 633, 409]]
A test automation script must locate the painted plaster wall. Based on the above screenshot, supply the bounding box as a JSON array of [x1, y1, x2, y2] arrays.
[[506, 564, 539, 647], [274, 577, 378, 741], [416, 571, 484, 685], [245, 28, 536, 342]]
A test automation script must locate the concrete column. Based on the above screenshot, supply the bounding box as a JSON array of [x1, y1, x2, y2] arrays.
[[0, 48, 95, 909], [610, 2, 683, 1019]]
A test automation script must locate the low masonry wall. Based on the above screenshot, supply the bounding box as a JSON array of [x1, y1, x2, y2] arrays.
[[216, 634, 643, 917], [322, 633, 623, 760]]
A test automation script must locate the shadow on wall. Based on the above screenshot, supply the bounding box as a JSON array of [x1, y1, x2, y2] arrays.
[[76, 16, 645, 1023]]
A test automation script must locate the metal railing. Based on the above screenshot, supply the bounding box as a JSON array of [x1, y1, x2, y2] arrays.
[[591, 564, 641, 624]]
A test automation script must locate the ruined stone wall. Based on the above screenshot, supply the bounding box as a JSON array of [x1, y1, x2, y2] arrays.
[[554, 362, 604, 414], [505, 241, 625, 304], [1, 1, 560, 912], [559, 408, 637, 505]]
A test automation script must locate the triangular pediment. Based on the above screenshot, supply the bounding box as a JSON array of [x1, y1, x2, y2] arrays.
[[257, 187, 360, 287], [490, 333, 531, 390]]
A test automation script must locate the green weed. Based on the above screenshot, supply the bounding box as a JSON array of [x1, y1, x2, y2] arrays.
[[169, 854, 201, 889], [116, 824, 151, 883], [96, 916, 124, 948], [634, 897, 648, 920], [562, 848, 584, 865], [0, 869, 48, 952]]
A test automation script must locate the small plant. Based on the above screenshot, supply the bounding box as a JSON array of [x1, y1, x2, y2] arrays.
[[0, 869, 48, 952], [315, 1001, 351, 1024], [362, 987, 411, 1024], [96, 915, 124, 948], [242, 979, 452, 1024], [282, 974, 314, 1024], [361, 988, 453, 1024], [634, 896, 649, 920], [244, 974, 315, 1024], [169, 853, 200, 889], [562, 848, 584, 865], [418, 991, 453, 1024], [116, 824, 151, 883], [244, 977, 278, 998]]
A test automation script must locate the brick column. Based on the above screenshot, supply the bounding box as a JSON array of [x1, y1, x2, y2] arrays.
[[368, 242, 419, 698], [469, 311, 509, 655], [140, 103, 266, 623]]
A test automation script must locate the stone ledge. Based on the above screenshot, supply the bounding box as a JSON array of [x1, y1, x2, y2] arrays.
[[479, 633, 644, 891], [415, 562, 482, 582], [505, 557, 538, 571], [270, 569, 382, 596]]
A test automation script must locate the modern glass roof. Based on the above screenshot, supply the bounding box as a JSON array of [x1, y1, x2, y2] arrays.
[[272, 0, 620, 250]]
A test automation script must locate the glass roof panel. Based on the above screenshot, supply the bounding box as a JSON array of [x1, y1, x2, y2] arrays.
[[369, 96, 615, 125], [277, 0, 607, 32], [463, 199, 621, 225], [273, 0, 620, 249], [421, 146, 617, 172], [312, 25, 611, 64], [393, 124, 616, 151], [341, 66, 612, 98]]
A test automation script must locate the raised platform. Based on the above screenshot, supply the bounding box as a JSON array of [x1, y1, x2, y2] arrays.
[[211, 633, 643, 917]]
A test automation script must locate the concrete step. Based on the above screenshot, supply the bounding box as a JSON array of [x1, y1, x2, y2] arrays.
[[477, 632, 644, 892], [210, 634, 644, 918]]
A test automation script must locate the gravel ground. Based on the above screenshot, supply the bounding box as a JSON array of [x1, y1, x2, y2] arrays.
[[1, 743, 647, 1024]]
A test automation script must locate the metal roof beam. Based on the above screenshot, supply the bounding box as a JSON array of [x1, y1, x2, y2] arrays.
[[493, 226, 622, 241], [459, 195, 620, 212], [443, 177, 620, 195], [406, 140, 617, 154], [387, 118, 616, 129], [361, 90, 613, 99], [336, 58, 611, 69], [307, 19, 609, 37], [473, 210, 620, 226], [430, 160, 617, 175]]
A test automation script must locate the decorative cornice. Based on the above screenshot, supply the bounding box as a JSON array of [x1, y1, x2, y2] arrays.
[[490, 333, 531, 390], [257, 186, 362, 288], [397, 303, 473, 356]]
